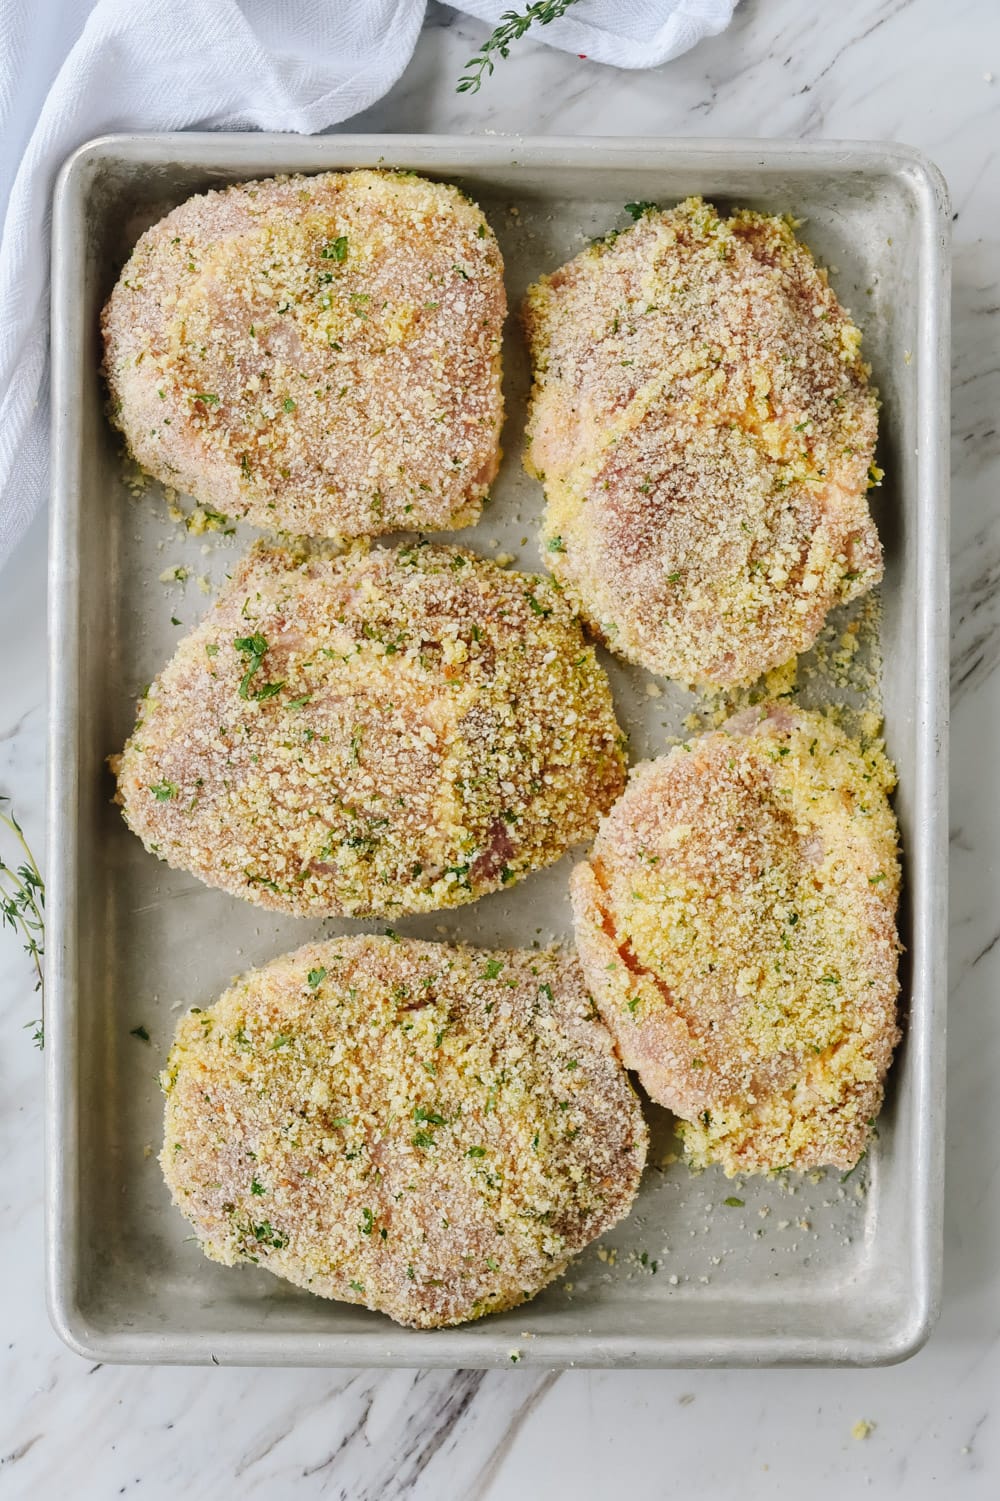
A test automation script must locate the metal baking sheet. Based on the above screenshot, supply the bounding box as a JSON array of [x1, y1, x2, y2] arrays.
[[47, 134, 950, 1367]]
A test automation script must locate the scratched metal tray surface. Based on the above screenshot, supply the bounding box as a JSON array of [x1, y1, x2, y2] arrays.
[[47, 134, 949, 1367]]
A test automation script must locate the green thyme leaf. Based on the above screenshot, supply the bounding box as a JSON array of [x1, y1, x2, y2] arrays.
[[456, 0, 584, 93]]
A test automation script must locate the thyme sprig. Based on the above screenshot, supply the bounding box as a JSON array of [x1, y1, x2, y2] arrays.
[[457, 0, 584, 94], [0, 797, 45, 1048]]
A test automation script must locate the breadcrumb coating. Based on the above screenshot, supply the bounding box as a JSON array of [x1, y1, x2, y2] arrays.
[[114, 539, 626, 917], [160, 936, 647, 1328], [571, 704, 901, 1174], [103, 169, 505, 537], [523, 197, 882, 688]]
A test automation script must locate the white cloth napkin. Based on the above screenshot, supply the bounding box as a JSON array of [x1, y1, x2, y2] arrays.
[[0, 0, 737, 570]]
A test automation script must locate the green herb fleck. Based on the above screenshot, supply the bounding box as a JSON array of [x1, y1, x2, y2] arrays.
[[414, 1106, 447, 1126], [252, 1220, 288, 1249], [234, 632, 269, 698]]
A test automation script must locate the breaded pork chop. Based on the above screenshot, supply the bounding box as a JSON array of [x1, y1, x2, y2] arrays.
[[114, 540, 626, 918], [571, 705, 901, 1175], [160, 936, 647, 1328], [103, 170, 505, 537], [524, 197, 882, 688]]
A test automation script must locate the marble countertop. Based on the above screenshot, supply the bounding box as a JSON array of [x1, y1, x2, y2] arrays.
[[1, 0, 998, 1494]]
